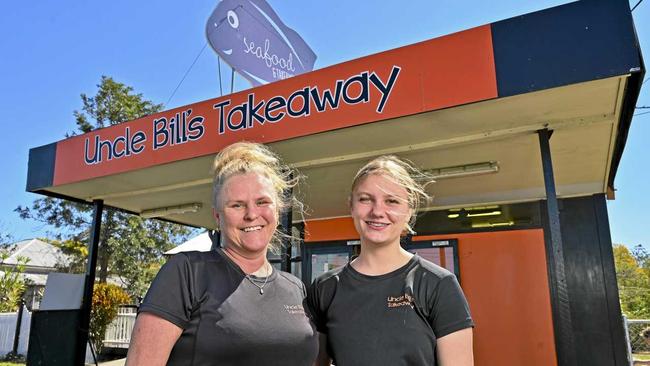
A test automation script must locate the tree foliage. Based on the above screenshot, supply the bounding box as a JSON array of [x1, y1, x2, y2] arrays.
[[614, 244, 650, 318], [109, 216, 185, 298], [15, 76, 195, 298], [72, 76, 163, 134], [0, 252, 28, 312], [0, 225, 13, 247], [90, 283, 131, 353], [0, 228, 27, 312]]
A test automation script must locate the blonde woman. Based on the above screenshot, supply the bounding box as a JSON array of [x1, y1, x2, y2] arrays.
[[127, 142, 318, 366], [307, 156, 474, 366]]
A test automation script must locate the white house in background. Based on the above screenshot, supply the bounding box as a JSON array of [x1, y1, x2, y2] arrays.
[[164, 232, 213, 256], [0, 238, 71, 309]]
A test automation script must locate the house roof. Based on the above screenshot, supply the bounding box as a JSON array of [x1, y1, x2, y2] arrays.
[[0, 270, 50, 286], [1, 238, 70, 270], [164, 232, 212, 255]]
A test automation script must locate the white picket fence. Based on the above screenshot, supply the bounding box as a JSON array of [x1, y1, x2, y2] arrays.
[[103, 307, 137, 349], [0, 307, 31, 356], [0, 305, 136, 361]]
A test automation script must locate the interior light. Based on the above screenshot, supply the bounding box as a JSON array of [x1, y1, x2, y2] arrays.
[[471, 220, 514, 228], [141, 203, 202, 219], [466, 210, 502, 218], [426, 161, 499, 180], [447, 205, 501, 219], [465, 205, 499, 211], [489, 221, 514, 227]]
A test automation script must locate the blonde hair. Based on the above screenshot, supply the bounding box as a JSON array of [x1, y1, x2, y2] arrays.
[[212, 142, 300, 253], [350, 155, 433, 234]]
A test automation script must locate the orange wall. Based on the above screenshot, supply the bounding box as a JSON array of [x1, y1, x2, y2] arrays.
[[416, 230, 557, 366], [305, 218, 557, 365], [304, 217, 359, 242]]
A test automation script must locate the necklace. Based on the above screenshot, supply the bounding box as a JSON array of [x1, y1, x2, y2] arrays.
[[245, 263, 272, 295]]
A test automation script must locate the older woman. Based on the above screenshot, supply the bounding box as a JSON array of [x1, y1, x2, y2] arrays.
[[307, 155, 474, 366], [126, 142, 318, 366]]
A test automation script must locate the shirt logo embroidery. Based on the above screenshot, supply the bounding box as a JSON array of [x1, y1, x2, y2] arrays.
[[284, 304, 306, 315], [387, 293, 415, 309]]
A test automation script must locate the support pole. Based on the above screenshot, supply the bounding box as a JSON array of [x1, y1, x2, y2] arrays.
[[538, 128, 577, 366], [11, 299, 24, 356], [230, 68, 235, 94], [209, 229, 220, 251], [217, 57, 223, 97], [76, 199, 104, 365], [280, 176, 293, 273]]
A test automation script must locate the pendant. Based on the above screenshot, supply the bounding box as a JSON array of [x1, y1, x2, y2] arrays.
[[260, 288, 264, 295]]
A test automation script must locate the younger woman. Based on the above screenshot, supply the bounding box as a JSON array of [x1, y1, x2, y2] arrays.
[[307, 155, 474, 366]]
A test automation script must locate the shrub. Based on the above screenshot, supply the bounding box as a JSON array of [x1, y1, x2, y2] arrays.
[[90, 283, 131, 353], [0, 252, 28, 312]]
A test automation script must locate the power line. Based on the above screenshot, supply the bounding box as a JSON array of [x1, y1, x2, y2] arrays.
[[634, 111, 650, 117], [165, 42, 209, 107], [632, 0, 644, 11], [637, 106, 650, 109]]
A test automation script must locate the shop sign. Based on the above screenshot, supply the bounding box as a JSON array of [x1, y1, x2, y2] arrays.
[[206, 0, 317, 85]]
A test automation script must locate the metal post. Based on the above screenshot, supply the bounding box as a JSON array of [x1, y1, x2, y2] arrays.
[[76, 199, 104, 365], [230, 68, 235, 94], [217, 57, 223, 97], [622, 315, 633, 366], [538, 128, 577, 366], [280, 178, 293, 273], [209, 229, 220, 251], [11, 299, 25, 356]]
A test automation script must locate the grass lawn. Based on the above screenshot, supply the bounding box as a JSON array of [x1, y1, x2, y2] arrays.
[[0, 363, 25, 366], [635, 353, 650, 361]]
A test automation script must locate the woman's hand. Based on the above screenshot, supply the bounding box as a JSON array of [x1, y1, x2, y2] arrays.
[[437, 327, 474, 366], [125, 312, 183, 366]]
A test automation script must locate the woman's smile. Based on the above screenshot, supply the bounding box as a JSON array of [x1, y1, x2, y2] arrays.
[[365, 221, 390, 229], [242, 225, 263, 232]]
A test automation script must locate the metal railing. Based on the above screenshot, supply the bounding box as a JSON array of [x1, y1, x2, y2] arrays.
[[103, 306, 137, 349], [625, 318, 650, 365]]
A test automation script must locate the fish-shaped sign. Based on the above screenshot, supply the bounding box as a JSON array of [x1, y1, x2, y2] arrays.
[[206, 0, 317, 86]]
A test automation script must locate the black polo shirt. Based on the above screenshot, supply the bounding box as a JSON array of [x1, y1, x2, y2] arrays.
[[139, 249, 318, 366], [306, 255, 473, 366]]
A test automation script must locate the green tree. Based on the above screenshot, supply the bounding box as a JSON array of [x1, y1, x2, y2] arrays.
[[15, 76, 194, 298], [632, 244, 650, 278], [109, 216, 180, 298], [49, 238, 89, 274], [0, 252, 28, 312], [0, 224, 12, 246], [613, 244, 650, 318], [0, 230, 28, 312]]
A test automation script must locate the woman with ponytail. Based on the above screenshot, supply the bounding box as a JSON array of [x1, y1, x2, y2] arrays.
[[307, 155, 474, 366], [127, 142, 318, 366]]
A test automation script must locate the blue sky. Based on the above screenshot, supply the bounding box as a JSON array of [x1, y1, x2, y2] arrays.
[[0, 0, 647, 250]]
